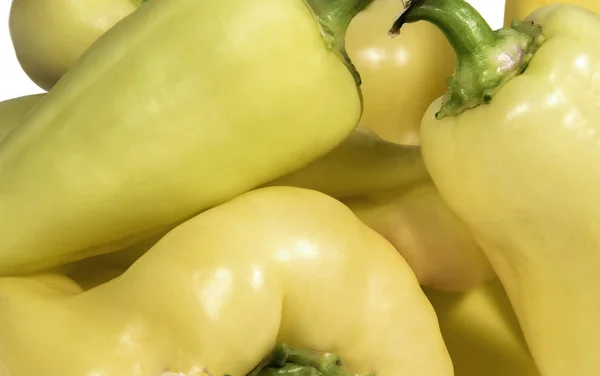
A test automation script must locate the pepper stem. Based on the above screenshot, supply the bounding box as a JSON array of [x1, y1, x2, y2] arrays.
[[389, 0, 545, 119], [246, 344, 374, 376], [305, 0, 375, 85]]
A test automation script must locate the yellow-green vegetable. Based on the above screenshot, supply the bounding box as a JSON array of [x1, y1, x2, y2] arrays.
[[345, 181, 494, 292], [393, 1, 600, 374], [55, 234, 161, 291], [273, 127, 490, 291], [345, 0, 455, 145], [0, 0, 372, 276], [9, 0, 143, 90], [426, 280, 540, 376], [0, 94, 45, 142], [0, 187, 453, 376], [270, 125, 428, 198], [504, 0, 600, 27]]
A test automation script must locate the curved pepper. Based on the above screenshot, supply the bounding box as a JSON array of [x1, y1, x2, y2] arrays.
[[0, 94, 45, 142], [9, 0, 144, 91], [392, 1, 600, 375], [0, 187, 453, 376], [345, 181, 494, 292], [504, 0, 600, 28], [345, 0, 455, 145], [0, 0, 371, 276]]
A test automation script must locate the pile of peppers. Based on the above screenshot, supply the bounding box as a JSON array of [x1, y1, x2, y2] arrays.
[[1, 0, 599, 374]]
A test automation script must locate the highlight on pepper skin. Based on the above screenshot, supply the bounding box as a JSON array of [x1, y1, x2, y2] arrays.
[[345, 0, 456, 146], [2, 0, 592, 375], [0, 187, 454, 375]]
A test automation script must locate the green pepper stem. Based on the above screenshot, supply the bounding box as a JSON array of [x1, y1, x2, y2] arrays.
[[246, 344, 374, 376], [389, 0, 545, 119], [305, 0, 375, 85], [307, 0, 374, 42]]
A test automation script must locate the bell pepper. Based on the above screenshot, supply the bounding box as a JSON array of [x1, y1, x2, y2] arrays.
[[0, 94, 45, 142], [425, 280, 540, 376], [345, 181, 494, 291], [0, 187, 453, 375], [345, 0, 455, 145], [392, 1, 600, 375], [504, 0, 600, 28], [9, 0, 144, 91], [0, 0, 373, 276]]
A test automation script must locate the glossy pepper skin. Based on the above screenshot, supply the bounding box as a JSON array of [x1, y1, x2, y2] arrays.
[[270, 125, 429, 199], [271, 128, 491, 291], [504, 0, 600, 28], [0, 0, 370, 276], [9, 0, 144, 91], [0, 94, 45, 142], [68, 162, 491, 293], [0, 187, 453, 376], [393, 1, 600, 375], [345, 181, 493, 292], [426, 280, 540, 376], [12, 0, 456, 147], [345, 0, 455, 145]]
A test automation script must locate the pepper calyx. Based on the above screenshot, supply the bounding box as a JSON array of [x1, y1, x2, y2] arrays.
[[247, 344, 374, 376], [304, 0, 375, 86], [389, 0, 545, 119]]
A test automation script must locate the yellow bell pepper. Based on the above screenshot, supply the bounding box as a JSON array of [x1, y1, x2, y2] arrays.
[[0, 187, 453, 375], [0, 0, 371, 276], [504, 0, 600, 28], [345, 181, 494, 291], [345, 0, 455, 145], [9, 0, 144, 91], [392, 1, 600, 375], [426, 280, 540, 376], [0, 94, 45, 142]]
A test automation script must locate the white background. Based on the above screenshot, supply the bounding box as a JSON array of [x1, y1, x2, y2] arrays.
[[0, 0, 506, 102]]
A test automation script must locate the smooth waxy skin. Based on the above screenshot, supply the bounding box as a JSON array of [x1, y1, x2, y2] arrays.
[[0, 187, 453, 376], [0, 0, 362, 275], [421, 5, 600, 375], [270, 125, 428, 198], [345, 181, 493, 292], [504, 0, 600, 27], [346, 0, 455, 145], [9, 0, 141, 91], [270, 127, 490, 291], [0, 94, 45, 142], [426, 281, 540, 376]]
